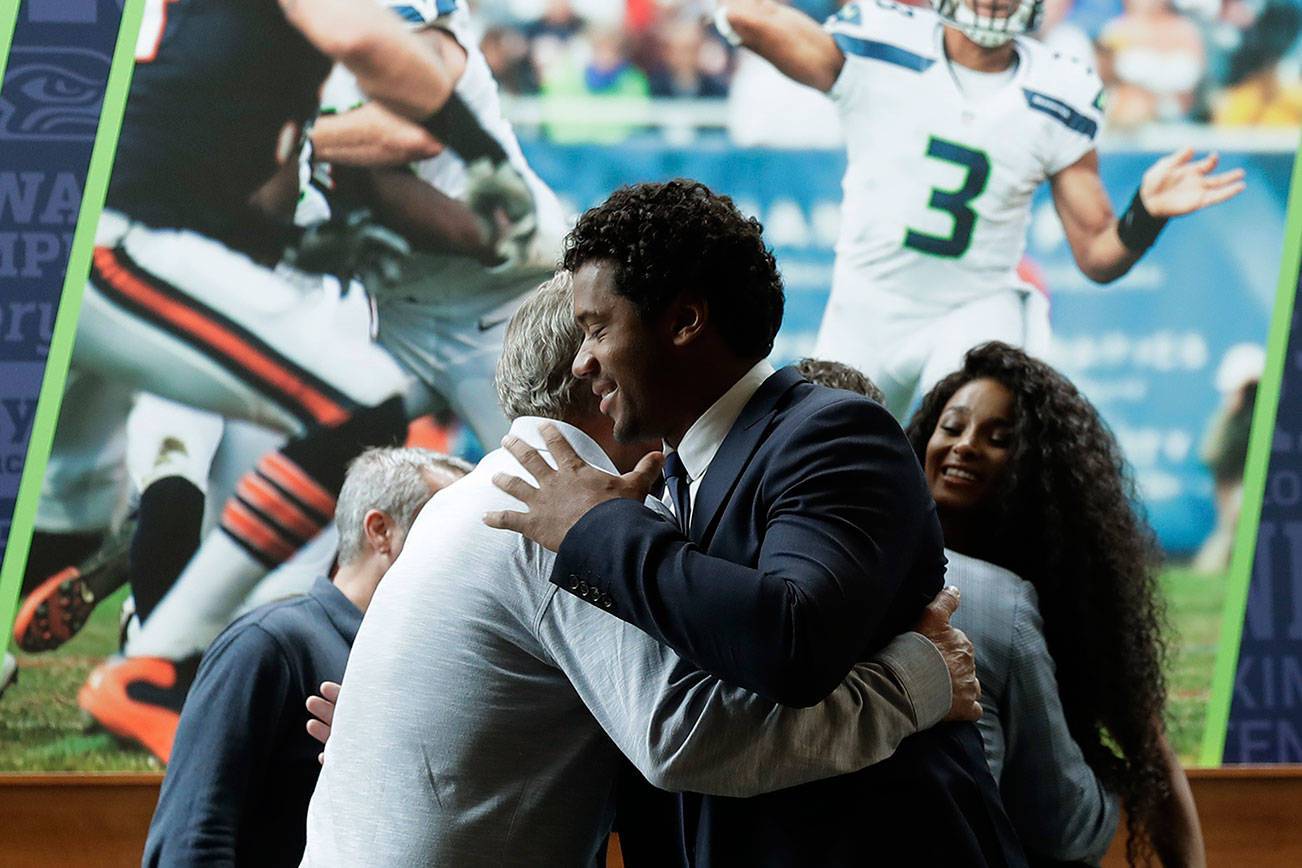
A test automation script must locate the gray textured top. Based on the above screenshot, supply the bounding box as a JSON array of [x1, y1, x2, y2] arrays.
[[946, 549, 1120, 864], [300, 416, 951, 867]]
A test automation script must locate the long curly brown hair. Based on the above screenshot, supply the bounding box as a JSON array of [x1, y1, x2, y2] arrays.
[[906, 342, 1169, 865]]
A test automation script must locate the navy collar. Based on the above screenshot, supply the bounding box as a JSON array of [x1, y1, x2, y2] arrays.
[[309, 575, 363, 644]]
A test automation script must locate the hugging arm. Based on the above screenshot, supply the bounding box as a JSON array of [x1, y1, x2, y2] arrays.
[[534, 584, 952, 798], [552, 399, 937, 707]]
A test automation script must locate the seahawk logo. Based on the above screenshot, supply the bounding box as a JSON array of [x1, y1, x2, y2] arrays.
[[0, 47, 109, 142]]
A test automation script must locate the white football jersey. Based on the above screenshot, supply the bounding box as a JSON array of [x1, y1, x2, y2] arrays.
[[823, 1, 1103, 311], [308, 2, 566, 245]]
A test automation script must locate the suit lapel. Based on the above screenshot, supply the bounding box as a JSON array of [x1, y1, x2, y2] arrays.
[[690, 366, 805, 546]]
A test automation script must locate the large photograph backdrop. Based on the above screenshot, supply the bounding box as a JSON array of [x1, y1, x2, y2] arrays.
[[0, 0, 1298, 772]]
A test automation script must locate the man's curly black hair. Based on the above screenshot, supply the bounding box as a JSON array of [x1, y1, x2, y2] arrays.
[[562, 179, 785, 359], [906, 342, 1171, 867]]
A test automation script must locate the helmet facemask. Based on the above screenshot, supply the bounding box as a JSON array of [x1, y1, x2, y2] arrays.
[[929, 0, 1044, 48]]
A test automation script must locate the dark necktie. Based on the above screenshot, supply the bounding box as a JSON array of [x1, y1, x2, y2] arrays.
[[662, 451, 691, 535]]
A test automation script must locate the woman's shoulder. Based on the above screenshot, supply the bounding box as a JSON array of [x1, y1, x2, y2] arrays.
[[944, 550, 1041, 655], [943, 549, 1035, 602]]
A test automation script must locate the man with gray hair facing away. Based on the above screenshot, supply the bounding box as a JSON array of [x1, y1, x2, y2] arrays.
[[300, 272, 977, 867], [143, 447, 468, 867]]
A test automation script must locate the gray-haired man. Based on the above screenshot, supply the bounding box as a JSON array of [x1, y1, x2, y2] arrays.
[[301, 273, 976, 866], [143, 447, 468, 867]]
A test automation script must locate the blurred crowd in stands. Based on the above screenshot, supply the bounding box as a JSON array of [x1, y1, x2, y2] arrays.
[[468, 0, 1302, 140]]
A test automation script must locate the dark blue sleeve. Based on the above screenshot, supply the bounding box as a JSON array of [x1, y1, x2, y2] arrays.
[[553, 397, 941, 708], [143, 624, 293, 867]]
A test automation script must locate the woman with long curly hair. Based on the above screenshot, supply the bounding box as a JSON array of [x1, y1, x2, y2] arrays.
[[904, 342, 1203, 867]]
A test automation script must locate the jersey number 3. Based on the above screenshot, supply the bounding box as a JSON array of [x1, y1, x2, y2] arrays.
[[904, 137, 990, 258]]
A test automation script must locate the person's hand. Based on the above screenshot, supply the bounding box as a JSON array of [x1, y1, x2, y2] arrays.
[[311, 103, 445, 166], [912, 586, 981, 723], [305, 680, 341, 765], [289, 209, 411, 288], [464, 158, 538, 269], [1139, 148, 1246, 218], [483, 423, 664, 551]]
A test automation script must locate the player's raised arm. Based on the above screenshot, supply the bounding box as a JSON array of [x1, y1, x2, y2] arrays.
[[1050, 147, 1246, 284], [279, 0, 454, 119], [716, 0, 845, 92]]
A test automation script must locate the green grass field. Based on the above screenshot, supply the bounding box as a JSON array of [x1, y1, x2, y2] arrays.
[[0, 568, 1228, 771], [1161, 567, 1229, 765], [2, 586, 159, 772]]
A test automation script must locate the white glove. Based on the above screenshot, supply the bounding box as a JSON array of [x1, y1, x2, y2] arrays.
[[464, 157, 539, 271]]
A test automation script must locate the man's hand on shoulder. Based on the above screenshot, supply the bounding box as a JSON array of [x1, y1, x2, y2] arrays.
[[484, 423, 664, 551], [913, 587, 982, 723]]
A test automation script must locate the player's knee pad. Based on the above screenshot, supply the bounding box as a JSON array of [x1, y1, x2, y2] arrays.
[[219, 396, 407, 567]]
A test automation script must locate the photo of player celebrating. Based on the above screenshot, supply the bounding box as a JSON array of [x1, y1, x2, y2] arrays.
[[717, 0, 1245, 417]]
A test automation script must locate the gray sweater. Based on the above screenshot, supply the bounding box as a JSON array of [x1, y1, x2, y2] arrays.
[[947, 548, 1120, 865]]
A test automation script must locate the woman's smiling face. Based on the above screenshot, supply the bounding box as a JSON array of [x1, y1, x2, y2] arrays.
[[924, 377, 1015, 516]]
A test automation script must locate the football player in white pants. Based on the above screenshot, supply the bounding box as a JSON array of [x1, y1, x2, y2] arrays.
[[43, 0, 544, 760], [125, 1, 566, 674], [15, 0, 452, 656], [715, 0, 1245, 418]]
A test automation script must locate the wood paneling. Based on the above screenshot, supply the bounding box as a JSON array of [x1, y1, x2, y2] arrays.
[[1, 768, 1298, 867]]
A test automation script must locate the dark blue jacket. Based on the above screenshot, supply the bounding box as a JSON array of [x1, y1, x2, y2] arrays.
[[144, 577, 359, 867], [555, 366, 1026, 867]]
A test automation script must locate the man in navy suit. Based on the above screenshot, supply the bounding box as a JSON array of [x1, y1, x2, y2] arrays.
[[485, 179, 1025, 866]]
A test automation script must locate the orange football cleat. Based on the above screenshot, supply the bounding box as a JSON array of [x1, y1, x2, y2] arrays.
[[78, 656, 196, 764], [13, 567, 97, 653]]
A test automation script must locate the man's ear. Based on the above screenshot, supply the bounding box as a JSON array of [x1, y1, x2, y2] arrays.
[[670, 295, 708, 347], [362, 509, 395, 558]]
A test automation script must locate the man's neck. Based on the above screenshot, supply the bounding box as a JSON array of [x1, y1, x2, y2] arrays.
[[942, 26, 1017, 73], [663, 356, 763, 449], [333, 562, 384, 614]]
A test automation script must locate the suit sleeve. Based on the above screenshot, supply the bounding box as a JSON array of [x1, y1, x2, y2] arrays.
[[998, 582, 1120, 863], [553, 397, 943, 707], [143, 625, 293, 867], [534, 579, 951, 797]]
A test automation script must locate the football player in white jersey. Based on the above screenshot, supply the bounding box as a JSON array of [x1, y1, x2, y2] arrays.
[[716, 0, 1245, 417], [306, 0, 568, 446]]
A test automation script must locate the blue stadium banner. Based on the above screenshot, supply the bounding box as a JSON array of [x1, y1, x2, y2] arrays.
[[0, 0, 125, 567], [1224, 273, 1302, 763]]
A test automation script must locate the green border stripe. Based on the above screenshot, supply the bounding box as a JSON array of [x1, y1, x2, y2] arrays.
[[0, 1, 20, 87], [0, 0, 146, 641], [1199, 136, 1302, 766]]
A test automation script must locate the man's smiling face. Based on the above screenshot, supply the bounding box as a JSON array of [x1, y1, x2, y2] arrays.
[[570, 259, 674, 444]]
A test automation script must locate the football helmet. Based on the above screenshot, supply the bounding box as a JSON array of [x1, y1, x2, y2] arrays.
[[930, 0, 1044, 48]]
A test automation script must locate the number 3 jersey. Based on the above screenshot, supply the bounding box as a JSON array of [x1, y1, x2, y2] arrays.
[[823, 1, 1104, 312]]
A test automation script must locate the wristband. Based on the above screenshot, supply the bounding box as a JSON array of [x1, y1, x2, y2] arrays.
[[713, 6, 744, 47], [420, 93, 508, 167], [1116, 188, 1167, 253]]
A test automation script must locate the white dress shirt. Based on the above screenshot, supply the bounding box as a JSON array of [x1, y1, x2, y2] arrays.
[[666, 359, 776, 512]]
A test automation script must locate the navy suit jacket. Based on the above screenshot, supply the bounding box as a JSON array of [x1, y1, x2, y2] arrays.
[[555, 366, 1026, 867]]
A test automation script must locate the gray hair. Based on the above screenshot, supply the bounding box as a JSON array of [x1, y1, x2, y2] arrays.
[[494, 271, 591, 420], [796, 357, 886, 405], [335, 447, 471, 565]]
